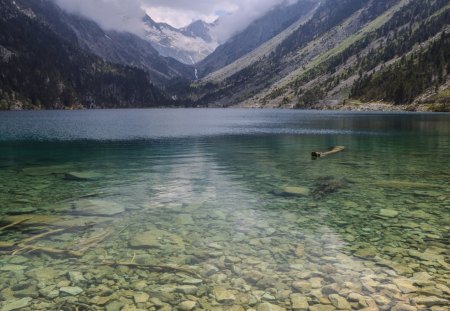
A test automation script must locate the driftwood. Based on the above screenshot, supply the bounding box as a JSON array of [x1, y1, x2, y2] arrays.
[[0, 223, 114, 257], [101, 261, 203, 279], [72, 228, 114, 253], [0, 217, 33, 231], [12, 245, 83, 257], [312, 146, 345, 159]]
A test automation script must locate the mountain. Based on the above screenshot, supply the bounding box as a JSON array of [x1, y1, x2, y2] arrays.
[[143, 16, 218, 65], [197, 0, 319, 77], [14, 0, 194, 86], [0, 0, 170, 110], [182, 20, 215, 43], [351, 31, 449, 106], [1, 0, 448, 110], [192, 0, 449, 110]]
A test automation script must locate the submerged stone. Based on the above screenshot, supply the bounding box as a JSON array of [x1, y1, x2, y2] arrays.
[[179, 301, 196, 311], [90, 295, 114, 306], [290, 293, 309, 310], [175, 214, 195, 225], [68, 271, 86, 284], [176, 285, 198, 295], [129, 228, 184, 249], [60, 286, 83, 296], [412, 296, 447, 307], [329, 294, 351, 310], [26, 267, 61, 282], [257, 302, 285, 311], [72, 199, 125, 216], [392, 278, 417, 293], [133, 292, 149, 303], [308, 304, 335, 311], [64, 171, 102, 181], [39, 286, 59, 300], [182, 278, 203, 285], [354, 247, 378, 258], [379, 209, 399, 218], [282, 187, 310, 196], [213, 287, 236, 303], [106, 301, 124, 311], [1, 297, 32, 311], [0, 265, 27, 271], [391, 303, 417, 311]]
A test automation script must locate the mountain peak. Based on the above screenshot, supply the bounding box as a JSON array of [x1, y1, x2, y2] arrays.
[[142, 14, 218, 64], [182, 20, 214, 42]]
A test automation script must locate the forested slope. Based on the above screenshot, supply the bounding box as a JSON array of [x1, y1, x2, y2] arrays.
[[0, 0, 169, 110]]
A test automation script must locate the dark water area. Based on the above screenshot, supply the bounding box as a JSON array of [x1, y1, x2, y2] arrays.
[[0, 109, 449, 311]]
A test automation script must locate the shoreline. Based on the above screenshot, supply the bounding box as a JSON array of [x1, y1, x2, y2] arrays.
[[1, 102, 448, 113]]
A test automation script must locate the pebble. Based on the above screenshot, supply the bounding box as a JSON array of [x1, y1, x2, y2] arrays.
[[308, 304, 335, 311], [309, 278, 323, 289], [213, 287, 236, 303], [1, 297, 32, 311], [290, 293, 309, 310], [412, 296, 447, 307], [72, 199, 125, 216], [257, 302, 286, 311], [379, 209, 399, 218], [391, 303, 418, 311], [0, 265, 27, 271], [392, 278, 417, 293], [106, 301, 124, 311], [38, 286, 59, 299], [182, 278, 203, 285], [329, 294, 351, 310], [90, 295, 114, 306], [283, 187, 310, 196], [59, 286, 83, 296], [176, 285, 198, 295], [179, 301, 196, 311], [133, 292, 149, 303], [68, 271, 86, 284]]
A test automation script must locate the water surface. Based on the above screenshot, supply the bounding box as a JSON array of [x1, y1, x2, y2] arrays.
[[0, 109, 449, 311]]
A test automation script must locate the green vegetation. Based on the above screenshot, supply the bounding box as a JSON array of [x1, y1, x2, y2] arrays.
[[423, 87, 450, 112], [292, 0, 449, 106], [351, 31, 449, 104], [0, 0, 168, 109]]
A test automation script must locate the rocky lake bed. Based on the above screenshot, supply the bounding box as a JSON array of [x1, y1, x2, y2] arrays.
[[0, 110, 449, 311], [0, 162, 449, 311]]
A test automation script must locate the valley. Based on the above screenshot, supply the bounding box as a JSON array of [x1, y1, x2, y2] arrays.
[[0, 0, 448, 111]]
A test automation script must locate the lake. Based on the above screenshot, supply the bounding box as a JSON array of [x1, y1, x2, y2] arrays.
[[0, 109, 449, 311]]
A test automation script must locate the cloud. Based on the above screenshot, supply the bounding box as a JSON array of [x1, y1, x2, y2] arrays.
[[54, 0, 302, 42], [211, 0, 299, 43], [55, 0, 146, 35]]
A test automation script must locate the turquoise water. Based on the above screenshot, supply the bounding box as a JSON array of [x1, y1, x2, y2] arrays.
[[0, 109, 449, 311]]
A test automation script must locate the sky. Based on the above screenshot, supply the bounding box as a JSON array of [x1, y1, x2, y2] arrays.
[[54, 0, 299, 42]]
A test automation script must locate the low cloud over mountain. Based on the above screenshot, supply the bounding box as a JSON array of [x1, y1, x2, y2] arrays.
[[54, 0, 304, 42]]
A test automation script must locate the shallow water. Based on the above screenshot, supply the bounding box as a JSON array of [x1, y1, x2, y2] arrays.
[[0, 109, 449, 311]]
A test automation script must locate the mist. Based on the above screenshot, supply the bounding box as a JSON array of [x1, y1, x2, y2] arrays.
[[54, 0, 302, 42], [211, 0, 299, 43], [55, 0, 147, 36]]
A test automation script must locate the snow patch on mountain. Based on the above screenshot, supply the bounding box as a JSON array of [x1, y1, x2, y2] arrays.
[[143, 16, 218, 64]]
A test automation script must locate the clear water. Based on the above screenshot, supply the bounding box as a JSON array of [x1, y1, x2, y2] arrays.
[[0, 109, 449, 311]]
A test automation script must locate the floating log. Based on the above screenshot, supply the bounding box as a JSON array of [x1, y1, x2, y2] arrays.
[[312, 146, 345, 159]]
